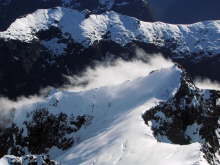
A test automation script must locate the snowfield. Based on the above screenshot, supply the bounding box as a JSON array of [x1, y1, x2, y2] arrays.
[[0, 66, 208, 165], [0, 7, 220, 58]]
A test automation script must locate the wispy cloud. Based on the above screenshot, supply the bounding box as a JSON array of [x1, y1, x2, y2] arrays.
[[195, 78, 220, 90], [65, 53, 174, 92]]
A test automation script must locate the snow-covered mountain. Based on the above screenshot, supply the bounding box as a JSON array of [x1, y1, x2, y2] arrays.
[[2, 65, 219, 165], [0, 7, 220, 99], [0, 1, 220, 165], [0, 0, 153, 31], [1, 7, 220, 58], [1, 0, 220, 32]]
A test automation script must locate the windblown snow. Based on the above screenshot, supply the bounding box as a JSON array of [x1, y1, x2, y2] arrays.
[[0, 66, 208, 165], [0, 7, 220, 58]]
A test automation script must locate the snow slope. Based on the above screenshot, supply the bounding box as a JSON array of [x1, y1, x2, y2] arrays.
[[0, 7, 220, 58], [3, 65, 208, 165]]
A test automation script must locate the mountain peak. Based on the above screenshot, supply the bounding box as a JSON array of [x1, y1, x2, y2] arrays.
[[1, 64, 218, 164]]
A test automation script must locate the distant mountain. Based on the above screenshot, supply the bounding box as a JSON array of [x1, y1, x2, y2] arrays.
[[2, 7, 220, 56], [1, 65, 219, 165], [1, 0, 220, 31], [0, 0, 153, 31], [0, 7, 220, 99]]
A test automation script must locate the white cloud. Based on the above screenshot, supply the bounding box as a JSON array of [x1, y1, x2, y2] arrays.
[[195, 78, 220, 90], [65, 54, 174, 92], [0, 50, 175, 125]]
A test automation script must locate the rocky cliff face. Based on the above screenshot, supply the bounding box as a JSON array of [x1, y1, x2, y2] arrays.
[[143, 67, 220, 164]]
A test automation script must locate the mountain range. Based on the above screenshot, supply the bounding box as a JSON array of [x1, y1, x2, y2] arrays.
[[0, 1, 220, 165], [0, 7, 220, 99]]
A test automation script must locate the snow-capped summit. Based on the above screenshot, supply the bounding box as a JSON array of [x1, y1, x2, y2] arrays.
[[1, 7, 220, 58], [1, 65, 218, 165], [0, 0, 152, 31]]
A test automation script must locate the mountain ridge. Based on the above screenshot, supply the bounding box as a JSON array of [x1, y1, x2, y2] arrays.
[[0, 65, 212, 165], [0, 0, 153, 31], [1, 7, 220, 59]]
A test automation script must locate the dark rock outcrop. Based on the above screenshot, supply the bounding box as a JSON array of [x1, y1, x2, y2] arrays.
[[143, 68, 220, 164], [0, 107, 93, 158], [1, 154, 60, 165]]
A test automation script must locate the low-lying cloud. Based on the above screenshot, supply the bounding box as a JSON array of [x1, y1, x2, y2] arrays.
[[0, 51, 175, 124], [195, 78, 220, 90], [65, 54, 174, 92], [1, 48, 220, 128]]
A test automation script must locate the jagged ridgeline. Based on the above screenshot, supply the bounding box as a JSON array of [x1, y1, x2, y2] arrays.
[[0, 0, 153, 31]]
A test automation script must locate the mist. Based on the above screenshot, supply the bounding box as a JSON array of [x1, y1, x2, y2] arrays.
[[64, 54, 174, 92], [1, 49, 220, 128], [195, 78, 220, 91], [0, 96, 44, 128], [0, 52, 174, 121], [2, 49, 220, 121]]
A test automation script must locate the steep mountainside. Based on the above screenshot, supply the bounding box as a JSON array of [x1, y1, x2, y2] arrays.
[[0, 7, 220, 99], [2, 65, 219, 165]]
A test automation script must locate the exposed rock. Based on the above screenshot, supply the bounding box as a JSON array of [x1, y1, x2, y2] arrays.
[[0, 154, 60, 165], [0, 107, 93, 157], [143, 67, 220, 164]]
